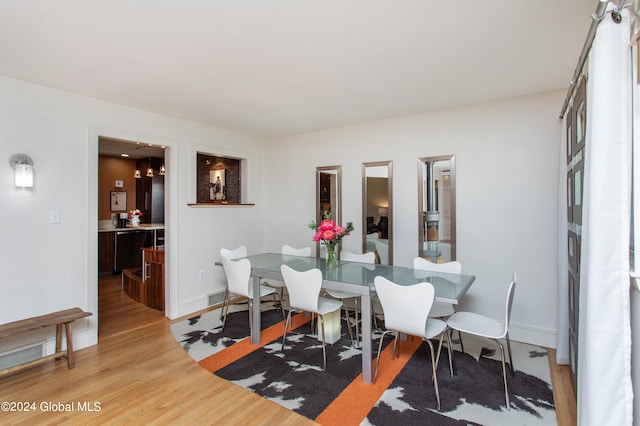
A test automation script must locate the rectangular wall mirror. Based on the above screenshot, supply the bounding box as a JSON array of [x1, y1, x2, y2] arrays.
[[418, 155, 456, 262], [316, 165, 342, 258], [363, 161, 393, 265]]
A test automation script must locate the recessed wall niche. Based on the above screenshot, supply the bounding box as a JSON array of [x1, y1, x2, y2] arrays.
[[196, 152, 241, 204]]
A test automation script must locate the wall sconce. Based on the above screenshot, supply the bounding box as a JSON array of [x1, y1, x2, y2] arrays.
[[159, 165, 166, 176], [9, 154, 34, 189], [133, 169, 141, 179]]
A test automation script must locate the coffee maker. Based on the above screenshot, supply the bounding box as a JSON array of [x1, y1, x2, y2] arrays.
[[113, 212, 129, 228]]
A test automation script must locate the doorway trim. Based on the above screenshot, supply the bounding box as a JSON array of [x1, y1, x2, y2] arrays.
[[88, 125, 176, 345]]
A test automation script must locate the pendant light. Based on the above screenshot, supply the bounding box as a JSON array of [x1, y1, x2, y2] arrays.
[[134, 169, 141, 179], [159, 164, 166, 176], [146, 157, 154, 177]]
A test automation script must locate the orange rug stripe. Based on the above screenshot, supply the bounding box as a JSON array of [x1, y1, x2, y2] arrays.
[[198, 314, 311, 373], [316, 336, 423, 426]]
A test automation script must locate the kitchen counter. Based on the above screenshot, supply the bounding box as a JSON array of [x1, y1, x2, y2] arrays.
[[98, 223, 165, 274], [98, 222, 164, 232]]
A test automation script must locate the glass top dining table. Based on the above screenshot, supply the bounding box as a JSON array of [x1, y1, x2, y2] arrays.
[[222, 252, 476, 383]]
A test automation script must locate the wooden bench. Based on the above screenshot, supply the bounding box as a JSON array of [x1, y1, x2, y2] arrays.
[[0, 307, 92, 376]]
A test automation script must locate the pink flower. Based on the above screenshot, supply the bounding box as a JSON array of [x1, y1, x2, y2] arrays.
[[312, 230, 323, 242], [321, 230, 336, 241], [319, 219, 335, 231]]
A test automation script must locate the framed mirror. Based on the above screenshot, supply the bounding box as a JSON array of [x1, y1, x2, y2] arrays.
[[418, 155, 456, 263], [316, 165, 342, 257], [362, 161, 393, 265]]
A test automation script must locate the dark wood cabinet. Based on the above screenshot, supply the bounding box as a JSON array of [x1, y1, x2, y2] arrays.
[[98, 232, 115, 274]]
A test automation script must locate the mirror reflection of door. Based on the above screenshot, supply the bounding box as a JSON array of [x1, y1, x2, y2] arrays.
[[362, 161, 393, 265], [418, 155, 456, 263], [316, 166, 342, 258]]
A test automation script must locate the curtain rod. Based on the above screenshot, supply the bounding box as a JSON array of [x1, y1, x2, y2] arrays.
[[559, 0, 613, 119]]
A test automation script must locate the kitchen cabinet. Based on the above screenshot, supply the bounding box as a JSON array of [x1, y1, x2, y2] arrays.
[[98, 232, 115, 274], [122, 247, 164, 311], [99, 227, 161, 274]]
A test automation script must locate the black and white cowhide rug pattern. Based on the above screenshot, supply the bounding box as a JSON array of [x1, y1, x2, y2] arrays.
[[171, 306, 556, 425], [364, 334, 556, 425]]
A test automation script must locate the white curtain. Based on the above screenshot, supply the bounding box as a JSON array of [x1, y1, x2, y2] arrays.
[[577, 8, 633, 425], [556, 115, 569, 365]]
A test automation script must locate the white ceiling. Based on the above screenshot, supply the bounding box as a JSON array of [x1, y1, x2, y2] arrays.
[[0, 1, 596, 138]]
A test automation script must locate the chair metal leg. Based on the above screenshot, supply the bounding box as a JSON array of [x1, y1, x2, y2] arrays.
[[273, 291, 286, 323], [426, 339, 441, 410], [373, 329, 393, 383], [221, 291, 232, 331], [353, 297, 360, 347], [446, 331, 453, 377], [434, 330, 453, 378], [343, 305, 355, 346], [494, 339, 510, 410], [391, 332, 400, 359], [220, 287, 229, 320], [371, 295, 379, 329], [505, 332, 515, 375], [457, 330, 465, 353]]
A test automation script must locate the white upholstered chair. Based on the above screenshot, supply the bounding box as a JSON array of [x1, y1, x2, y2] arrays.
[[373, 276, 452, 410], [446, 273, 517, 409], [220, 249, 283, 331], [280, 265, 343, 370]]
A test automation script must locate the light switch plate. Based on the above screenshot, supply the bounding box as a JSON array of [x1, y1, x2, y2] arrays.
[[49, 210, 60, 224], [115, 180, 124, 188]]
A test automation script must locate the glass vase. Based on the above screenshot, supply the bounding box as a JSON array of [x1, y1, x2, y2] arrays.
[[325, 244, 338, 269]]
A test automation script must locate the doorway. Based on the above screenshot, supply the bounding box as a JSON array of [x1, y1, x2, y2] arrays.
[[97, 137, 168, 340]]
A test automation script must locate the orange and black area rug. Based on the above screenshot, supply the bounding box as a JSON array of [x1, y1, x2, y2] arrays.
[[171, 306, 556, 425]]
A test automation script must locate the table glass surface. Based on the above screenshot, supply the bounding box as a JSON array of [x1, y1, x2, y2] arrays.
[[244, 253, 474, 302]]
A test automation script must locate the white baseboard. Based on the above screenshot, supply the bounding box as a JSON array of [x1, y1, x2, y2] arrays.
[[508, 322, 557, 349], [174, 296, 209, 320]]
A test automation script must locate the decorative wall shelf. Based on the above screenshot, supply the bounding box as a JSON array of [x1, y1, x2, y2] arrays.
[[187, 203, 255, 207]]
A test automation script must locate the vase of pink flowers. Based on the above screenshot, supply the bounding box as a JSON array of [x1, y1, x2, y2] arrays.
[[309, 211, 354, 269], [128, 209, 142, 226]]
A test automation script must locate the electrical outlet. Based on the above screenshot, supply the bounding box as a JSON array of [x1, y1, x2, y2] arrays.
[[198, 270, 204, 280]]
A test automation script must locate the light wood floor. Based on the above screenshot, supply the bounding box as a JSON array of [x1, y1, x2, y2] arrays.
[[0, 275, 575, 425]]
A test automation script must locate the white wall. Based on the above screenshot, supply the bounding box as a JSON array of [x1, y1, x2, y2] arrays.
[[0, 74, 563, 355], [263, 91, 562, 347], [0, 76, 265, 353]]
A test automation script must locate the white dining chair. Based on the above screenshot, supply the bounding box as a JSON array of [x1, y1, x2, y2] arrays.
[[373, 276, 452, 410], [413, 257, 464, 350], [323, 250, 376, 347], [219, 246, 248, 320], [446, 273, 517, 409], [280, 265, 343, 370], [373, 239, 389, 265], [264, 245, 312, 306], [220, 254, 284, 331]]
